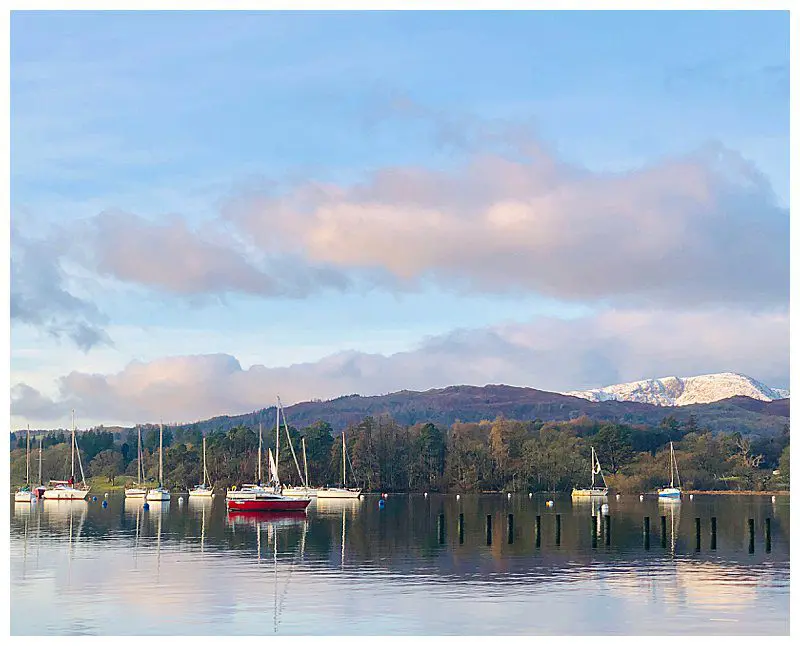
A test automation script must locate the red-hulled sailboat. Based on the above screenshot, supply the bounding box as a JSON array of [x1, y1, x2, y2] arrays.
[[226, 405, 310, 513]]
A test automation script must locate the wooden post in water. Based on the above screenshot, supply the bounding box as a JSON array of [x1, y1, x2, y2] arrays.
[[438, 513, 445, 544], [555, 514, 561, 546], [507, 513, 514, 544], [486, 514, 493, 545], [695, 518, 701, 551], [643, 516, 650, 550], [604, 515, 611, 546], [711, 517, 717, 550], [660, 515, 667, 548], [765, 518, 771, 553], [535, 515, 541, 548], [458, 512, 464, 544], [748, 518, 755, 554]]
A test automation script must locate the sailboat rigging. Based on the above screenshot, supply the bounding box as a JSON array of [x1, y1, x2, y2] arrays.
[[145, 421, 171, 501], [316, 431, 362, 499], [189, 436, 214, 497], [571, 446, 609, 498], [125, 425, 148, 498], [15, 425, 36, 503], [657, 441, 682, 499], [42, 410, 90, 500]]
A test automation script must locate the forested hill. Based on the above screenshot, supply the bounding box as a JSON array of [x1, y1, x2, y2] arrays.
[[178, 385, 789, 437]]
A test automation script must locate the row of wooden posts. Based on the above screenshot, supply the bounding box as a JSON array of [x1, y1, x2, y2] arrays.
[[435, 513, 773, 552]]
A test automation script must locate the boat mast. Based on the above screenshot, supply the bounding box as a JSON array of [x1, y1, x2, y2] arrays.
[[159, 421, 164, 486], [203, 435, 208, 486], [302, 437, 309, 490], [342, 432, 346, 488], [137, 425, 142, 484], [590, 446, 595, 488], [669, 442, 674, 488], [258, 422, 263, 483], [71, 409, 76, 480], [275, 403, 280, 480], [278, 397, 305, 486], [38, 436, 42, 485], [25, 425, 30, 486]]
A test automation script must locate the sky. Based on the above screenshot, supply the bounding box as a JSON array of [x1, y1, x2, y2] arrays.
[[9, 10, 790, 429]]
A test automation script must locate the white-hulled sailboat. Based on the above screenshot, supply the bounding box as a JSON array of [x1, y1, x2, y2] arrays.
[[657, 441, 682, 500], [189, 436, 214, 497], [125, 425, 148, 498], [43, 411, 90, 500], [274, 397, 321, 498], [571, 446, 609, 498], [15, 426, 36, 503], [145, 422, 171, 501], [316, 431, 362, 499]]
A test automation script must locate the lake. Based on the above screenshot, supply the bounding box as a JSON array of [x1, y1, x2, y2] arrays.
[[10, 492, 789, 635]]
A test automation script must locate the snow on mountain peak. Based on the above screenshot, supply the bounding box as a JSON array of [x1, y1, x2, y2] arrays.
[[564, 372, 789, 407]]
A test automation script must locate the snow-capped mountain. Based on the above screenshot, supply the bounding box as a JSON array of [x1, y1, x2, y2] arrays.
[[565, 372, 789, 407]]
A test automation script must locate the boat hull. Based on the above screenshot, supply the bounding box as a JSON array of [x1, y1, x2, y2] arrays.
[[125, 488, 148, 498], [571, 488, 608, 498], [146, 488, 171, 501], [189, 488, 214, 497], [227, 497, 311, 512], [42, 487, 89, 500], [316, 488, 362, 499], [282, 487, 320, 498], [14, 491, 36, 503], [658, 488, 682, 499]]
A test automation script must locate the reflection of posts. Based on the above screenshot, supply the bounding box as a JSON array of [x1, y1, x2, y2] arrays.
[[711, 517, 717, 550]]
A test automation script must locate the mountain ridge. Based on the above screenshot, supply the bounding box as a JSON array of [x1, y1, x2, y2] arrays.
[[564, 372, 788, 407], [179, 381, 788, 438]]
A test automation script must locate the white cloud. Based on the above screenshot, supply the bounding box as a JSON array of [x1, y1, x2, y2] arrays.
[[11, 307, 788, 427]]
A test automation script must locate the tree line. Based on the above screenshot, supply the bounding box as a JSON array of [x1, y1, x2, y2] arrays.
[[9, 414, 790, 493]]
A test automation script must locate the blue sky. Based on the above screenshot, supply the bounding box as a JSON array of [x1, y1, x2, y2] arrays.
[[10, 10, 789, 428]]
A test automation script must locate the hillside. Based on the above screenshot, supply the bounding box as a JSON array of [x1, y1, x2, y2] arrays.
[[178, 384, 789, 437]]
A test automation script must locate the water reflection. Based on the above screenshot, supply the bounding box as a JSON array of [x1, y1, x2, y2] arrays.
[[10, 493, 789, 635]]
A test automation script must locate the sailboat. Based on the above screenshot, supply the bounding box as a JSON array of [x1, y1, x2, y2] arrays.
[[125, 425, 148, 498], [226, 422, 274, 501], [226, 408, 310, 512], [317, 431, 362, 499], [145, 422, 171, 501], [226, 447, 311, 512], [15, 426, 36, 503], [571, 446, 609, 498], [34, 436, 46, 499], [657, 441, 682, 499], [189, 436, 214, 497], [282, 437, 321, 497], [42, 411, 90, 500]]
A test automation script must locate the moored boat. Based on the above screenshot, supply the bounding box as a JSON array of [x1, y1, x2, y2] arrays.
[[42, 411, 90, 501], [145, 422, 171, 502], [657, 442, 682, 500], [14, 426, 36, 503], [227, 494, 311, 512], [125, 425, 148, 498], [189, 436, 214, 497], [571, 446, 609, 498], [316, 431, 362, 499]]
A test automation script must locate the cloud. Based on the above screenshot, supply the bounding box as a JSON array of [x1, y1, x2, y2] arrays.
[[10, 226, 112, 351], [73, 210, 354, 298], [12, 307, 788, 425], [225, 140, 788, 308]]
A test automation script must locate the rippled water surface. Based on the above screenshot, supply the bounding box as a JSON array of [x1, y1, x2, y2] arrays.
[[10, 493, 789, 635]]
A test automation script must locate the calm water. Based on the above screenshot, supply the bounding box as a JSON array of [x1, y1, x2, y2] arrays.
[[10, 493, 789, 635]]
